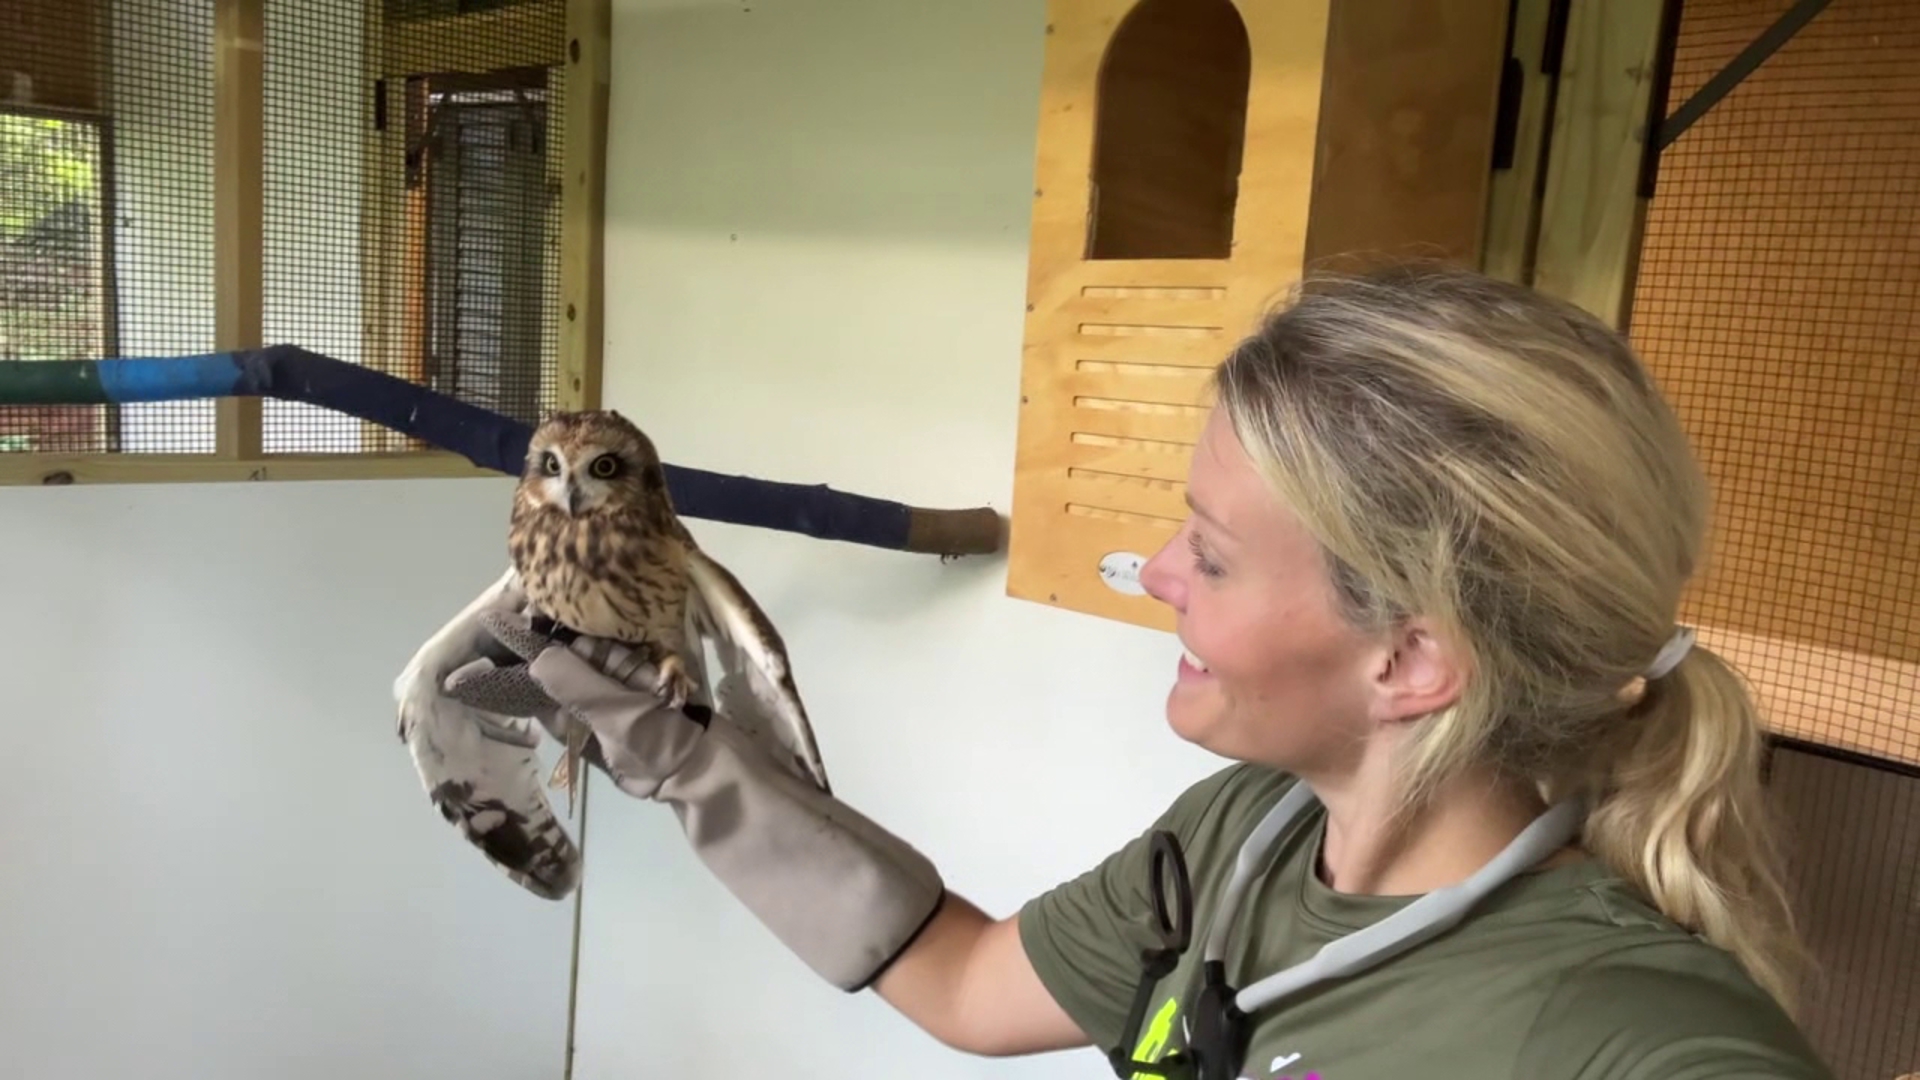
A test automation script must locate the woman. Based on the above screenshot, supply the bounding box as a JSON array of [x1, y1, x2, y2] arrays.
[[448, 261, 1833, 1078]]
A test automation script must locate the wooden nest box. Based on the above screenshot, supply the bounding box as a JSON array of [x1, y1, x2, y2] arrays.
[[1007, 0, 1511, 630]]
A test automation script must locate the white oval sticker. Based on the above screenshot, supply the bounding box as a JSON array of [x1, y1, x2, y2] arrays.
[[1098, 551, 1148, 595]]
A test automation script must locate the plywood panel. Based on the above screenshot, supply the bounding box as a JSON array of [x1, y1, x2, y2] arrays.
[[1304, 0, 1513, 267], [1480, 0, 1559, 282], [1007, 0, 1509, 629]]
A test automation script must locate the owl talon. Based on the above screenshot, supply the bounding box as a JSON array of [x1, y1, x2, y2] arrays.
[[655, 654, 696, 711], [549, 725, 588, 818]]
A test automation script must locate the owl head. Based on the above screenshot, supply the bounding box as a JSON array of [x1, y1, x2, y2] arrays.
[[518, 409, 667, 517]]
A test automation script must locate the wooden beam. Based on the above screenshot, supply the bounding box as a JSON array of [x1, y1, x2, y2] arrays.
[[557, 0, 609, 412], [382, 1, 565, 77], [1530, 0, 1672, 327], [0, 451, 497, 487], [1480, 0, 1558, 282], [213, 0, 264, 458], [358, 0, 409, 453]]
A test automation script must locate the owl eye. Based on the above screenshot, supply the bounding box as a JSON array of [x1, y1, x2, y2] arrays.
[[541, 451, 562, 476], [589, 454, 621, 479]]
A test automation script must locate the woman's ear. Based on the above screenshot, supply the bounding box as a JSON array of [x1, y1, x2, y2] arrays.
[[1367, 619, 1465, 726]]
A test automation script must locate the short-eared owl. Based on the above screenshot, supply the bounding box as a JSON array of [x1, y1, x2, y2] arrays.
[[394, 409, 832, 899]]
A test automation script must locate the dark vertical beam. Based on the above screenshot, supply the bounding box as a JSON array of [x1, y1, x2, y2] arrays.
[[1655, 0, 1833, 150]]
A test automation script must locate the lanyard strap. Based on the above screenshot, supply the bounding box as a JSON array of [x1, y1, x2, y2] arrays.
[[1204, 783, 1586, 1014]]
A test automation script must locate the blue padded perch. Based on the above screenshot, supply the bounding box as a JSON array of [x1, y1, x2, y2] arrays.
[[0, 345, 1004, 556]]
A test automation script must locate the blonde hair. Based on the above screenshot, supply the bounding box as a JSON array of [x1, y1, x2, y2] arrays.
[[1213, 260, 1805, 1013]]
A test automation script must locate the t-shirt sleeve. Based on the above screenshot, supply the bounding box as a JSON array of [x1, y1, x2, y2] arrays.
[[1014, 764, 1245, 1051], [1517, 947, 1837, 1080]]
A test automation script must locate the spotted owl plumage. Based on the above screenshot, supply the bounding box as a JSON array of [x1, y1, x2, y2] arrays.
[[506, 410, 700, 801], [396, 409, 833, 899], [511, 413, 695, 683]]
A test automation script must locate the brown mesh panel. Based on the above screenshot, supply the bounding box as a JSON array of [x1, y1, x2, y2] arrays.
[[1629, 0, 1919, 769], [1764, 739, 1920, 1079], [1, 0, 217, 453]]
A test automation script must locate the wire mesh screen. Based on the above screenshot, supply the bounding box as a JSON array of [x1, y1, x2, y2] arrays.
[[264, 0, 563, 454], [261, 0, 367, 453], [1628, 0, 1919, 769], [0, 0, 564, 459], [0, 0, 218, 454], [1764, 739, 1920, 1080]]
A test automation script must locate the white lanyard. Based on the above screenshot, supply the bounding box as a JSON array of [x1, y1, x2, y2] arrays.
[[1206, 782, 1586, 1014]]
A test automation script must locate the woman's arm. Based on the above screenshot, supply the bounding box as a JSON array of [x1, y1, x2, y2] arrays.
[[874, 894, 1091, 1056]]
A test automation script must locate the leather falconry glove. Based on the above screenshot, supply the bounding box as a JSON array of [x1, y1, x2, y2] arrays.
[[442, 612, 947, 993]]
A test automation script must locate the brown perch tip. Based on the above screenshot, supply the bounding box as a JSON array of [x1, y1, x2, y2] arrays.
[[904, 506, 1007, 556]]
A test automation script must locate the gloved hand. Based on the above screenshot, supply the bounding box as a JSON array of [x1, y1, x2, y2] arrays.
[[443, 612, 947, 993]]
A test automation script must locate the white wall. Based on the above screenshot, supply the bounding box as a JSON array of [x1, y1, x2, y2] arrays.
[[5, 2, 579, 1075], [575, 2, 1218, 1078], [0, 475, 577, 1079]]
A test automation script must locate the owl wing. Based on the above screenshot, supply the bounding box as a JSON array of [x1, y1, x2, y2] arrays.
[[393, 565, 582, 900], [682, 547, 833, 795]]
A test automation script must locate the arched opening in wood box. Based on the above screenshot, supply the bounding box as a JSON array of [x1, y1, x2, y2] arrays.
[[1085, 0, 1250, 260]]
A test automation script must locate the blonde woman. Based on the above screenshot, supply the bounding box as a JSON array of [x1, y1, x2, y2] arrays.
[[451, 261, 1832, 1079]]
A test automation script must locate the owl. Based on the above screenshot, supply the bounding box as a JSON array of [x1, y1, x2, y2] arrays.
[[509, 408, 696, 729], [510, 410, 709, 805], [395, 408, 834, 899]]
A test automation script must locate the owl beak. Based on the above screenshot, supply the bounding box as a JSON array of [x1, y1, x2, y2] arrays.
[[564, 483, 583, 516]]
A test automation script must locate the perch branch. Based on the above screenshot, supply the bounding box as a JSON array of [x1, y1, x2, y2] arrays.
[[0, 347, 1004, 557]]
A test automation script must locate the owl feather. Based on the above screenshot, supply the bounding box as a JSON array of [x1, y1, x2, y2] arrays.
[[393, 566, 583, 899], [394, 409, 832, 899]]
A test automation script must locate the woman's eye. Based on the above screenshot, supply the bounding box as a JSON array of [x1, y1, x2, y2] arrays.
[[1188, 530, 1223, 578]]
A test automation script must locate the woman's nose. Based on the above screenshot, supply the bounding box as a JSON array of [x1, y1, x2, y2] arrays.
[[1139, 536, 1184, 611]]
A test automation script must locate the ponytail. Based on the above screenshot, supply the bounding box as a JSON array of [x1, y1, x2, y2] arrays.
[[1583, 642, 1807, 1015]]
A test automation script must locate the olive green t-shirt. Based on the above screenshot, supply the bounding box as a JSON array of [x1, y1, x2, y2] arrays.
[[1017, 763, 1832, 1080]]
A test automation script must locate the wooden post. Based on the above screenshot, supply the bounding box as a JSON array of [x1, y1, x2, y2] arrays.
[[558, 0, 609, 413], [1529, 0, 1673, 328], [213, 0, 264, 459], [1479, 0, 1560, 283]]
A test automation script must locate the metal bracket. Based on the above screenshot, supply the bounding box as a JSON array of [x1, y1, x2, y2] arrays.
[[1654, 0, 1834, 151]]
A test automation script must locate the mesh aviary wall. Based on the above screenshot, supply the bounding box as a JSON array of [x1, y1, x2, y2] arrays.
[[1621, 6, 1920, 1066], [0, 0, 599, 475], [2, 0, 216, 453], [1455, 0, 1919, 1071], [1628, 0, 1918, 773], [1763, 737, 1919, 1080]]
